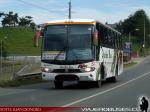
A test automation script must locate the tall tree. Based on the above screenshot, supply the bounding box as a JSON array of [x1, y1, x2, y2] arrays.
[[19, 16, 33, 27], [0, 12, 4, 18], [1, 11, 19, 27], [18, 17, 29, 26], [116, 9, 150, 46]]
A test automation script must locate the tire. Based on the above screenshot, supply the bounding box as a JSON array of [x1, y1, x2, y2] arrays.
[[54, 81, 63, 89], [94, 80, 101, 88], [110, 76, 117, 82]]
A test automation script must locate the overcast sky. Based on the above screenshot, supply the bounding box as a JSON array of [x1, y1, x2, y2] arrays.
[[0, 0, 150, 24]]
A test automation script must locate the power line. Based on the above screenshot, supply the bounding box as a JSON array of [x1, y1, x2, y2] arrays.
[[17, 0, 66, 14]]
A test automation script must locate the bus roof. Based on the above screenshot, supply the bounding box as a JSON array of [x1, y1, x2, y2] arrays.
[[45, 19, 96, 25], [44, 19, 121, 35]]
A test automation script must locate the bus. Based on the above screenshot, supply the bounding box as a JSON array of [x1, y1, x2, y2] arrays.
[[41, 19, 123, 88]]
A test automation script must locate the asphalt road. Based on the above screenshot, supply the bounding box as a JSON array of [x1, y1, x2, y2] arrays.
[[0, 56, 150, 112]]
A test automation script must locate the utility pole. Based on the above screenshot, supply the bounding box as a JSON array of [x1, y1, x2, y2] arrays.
[[68, 0, 71, 19]]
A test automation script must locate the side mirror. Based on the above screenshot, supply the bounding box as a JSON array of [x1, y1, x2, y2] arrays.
[[92, 30, 98, 46]]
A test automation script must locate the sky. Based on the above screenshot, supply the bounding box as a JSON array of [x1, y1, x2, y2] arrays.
[[0, 0, 150, 24]]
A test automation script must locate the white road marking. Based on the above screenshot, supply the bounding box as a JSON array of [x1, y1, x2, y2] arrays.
[[62, 71, 150, 107]]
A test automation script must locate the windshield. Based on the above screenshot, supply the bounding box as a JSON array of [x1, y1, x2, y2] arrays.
[[42, 24, 94, 64]]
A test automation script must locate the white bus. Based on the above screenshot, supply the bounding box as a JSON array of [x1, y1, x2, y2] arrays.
[[41, 19, 123, 88]]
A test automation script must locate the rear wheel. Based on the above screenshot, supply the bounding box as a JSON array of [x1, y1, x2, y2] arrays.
[[94, 80, 101, 88], [54, 81, 63, 89], [110, 76, 117, 82]]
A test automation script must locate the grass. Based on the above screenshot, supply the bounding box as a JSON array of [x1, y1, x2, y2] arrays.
[[0, 27, 41, 55], [0, 78, 42, 87], [124, 62, 138, 68]]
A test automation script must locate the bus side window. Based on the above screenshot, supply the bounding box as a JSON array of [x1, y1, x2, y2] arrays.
[[117, 34, 120, 49], [108, 30, 113, 48], [96, 23, 100, 44], [114, 33, 117, 48], [103, 29, 108, 46], [119, 36, 121, 49], [112, 32, 115, 48], [120, 35, 123, 49], [117, 35, 120, 49], [115, 33, 118, 49], [99, 25, 105, 46]]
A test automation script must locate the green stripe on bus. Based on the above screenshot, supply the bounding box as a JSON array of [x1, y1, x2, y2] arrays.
[[96, 67, 100, 80]]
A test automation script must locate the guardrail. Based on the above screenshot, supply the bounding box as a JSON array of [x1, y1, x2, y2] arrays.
[[16, 72, 42, 80]]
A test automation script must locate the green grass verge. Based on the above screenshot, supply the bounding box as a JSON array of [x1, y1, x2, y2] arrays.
[[0, 78, 43, 87], [0, 27, 41, 55], [124, 62, 138, 68]]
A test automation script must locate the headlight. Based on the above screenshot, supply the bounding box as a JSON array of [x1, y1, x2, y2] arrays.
[[41, 67, 49, 72], [84, 67, 95, 72]]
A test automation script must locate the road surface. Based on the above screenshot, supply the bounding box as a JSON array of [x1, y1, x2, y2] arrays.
[[0, 56, 150, 111]]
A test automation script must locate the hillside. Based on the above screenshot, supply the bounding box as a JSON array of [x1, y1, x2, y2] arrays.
[[0, 27, 41, 56]]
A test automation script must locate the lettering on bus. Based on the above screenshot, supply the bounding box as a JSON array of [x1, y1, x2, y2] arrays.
[[102, 50, 112, 58]]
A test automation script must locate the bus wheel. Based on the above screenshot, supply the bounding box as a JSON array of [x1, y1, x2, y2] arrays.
[[94, 80, 101, 88], [54, 81, 63, 89], [110, 76, 117, 83]]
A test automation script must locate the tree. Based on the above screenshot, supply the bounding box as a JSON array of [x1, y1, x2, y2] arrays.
[[19, 17, 28, 26], [30, 22, 36, 30], [115, 9, 150, 47], [1, 11, 19, 27], [19, 16, 34, 27], [0, 12, 4, 18], [1, 11, 36, 28]]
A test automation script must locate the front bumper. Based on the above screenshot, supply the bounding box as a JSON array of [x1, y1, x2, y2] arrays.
[[42, 72, 96, 81]]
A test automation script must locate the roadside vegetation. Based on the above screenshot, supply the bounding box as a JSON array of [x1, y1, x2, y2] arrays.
[[0, 11, 41, 56], [115, 9, 150, 55], [0, 78, 42, 87], [124, 62, 138, 68], [0, 27, 41, 55]]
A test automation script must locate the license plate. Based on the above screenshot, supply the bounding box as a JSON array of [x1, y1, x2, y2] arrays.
[[80, 76, 89, 80]]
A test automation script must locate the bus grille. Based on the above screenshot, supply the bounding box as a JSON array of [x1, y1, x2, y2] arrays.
[[52, 69, 82, 73], [55, 75, 79, 81]]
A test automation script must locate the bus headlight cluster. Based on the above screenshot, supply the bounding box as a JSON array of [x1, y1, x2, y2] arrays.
[[41, 67, 49, 72], [84, 67, 95, 72]]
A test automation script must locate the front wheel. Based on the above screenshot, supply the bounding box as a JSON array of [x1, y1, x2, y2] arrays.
[[54, 81, 63, 89]]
